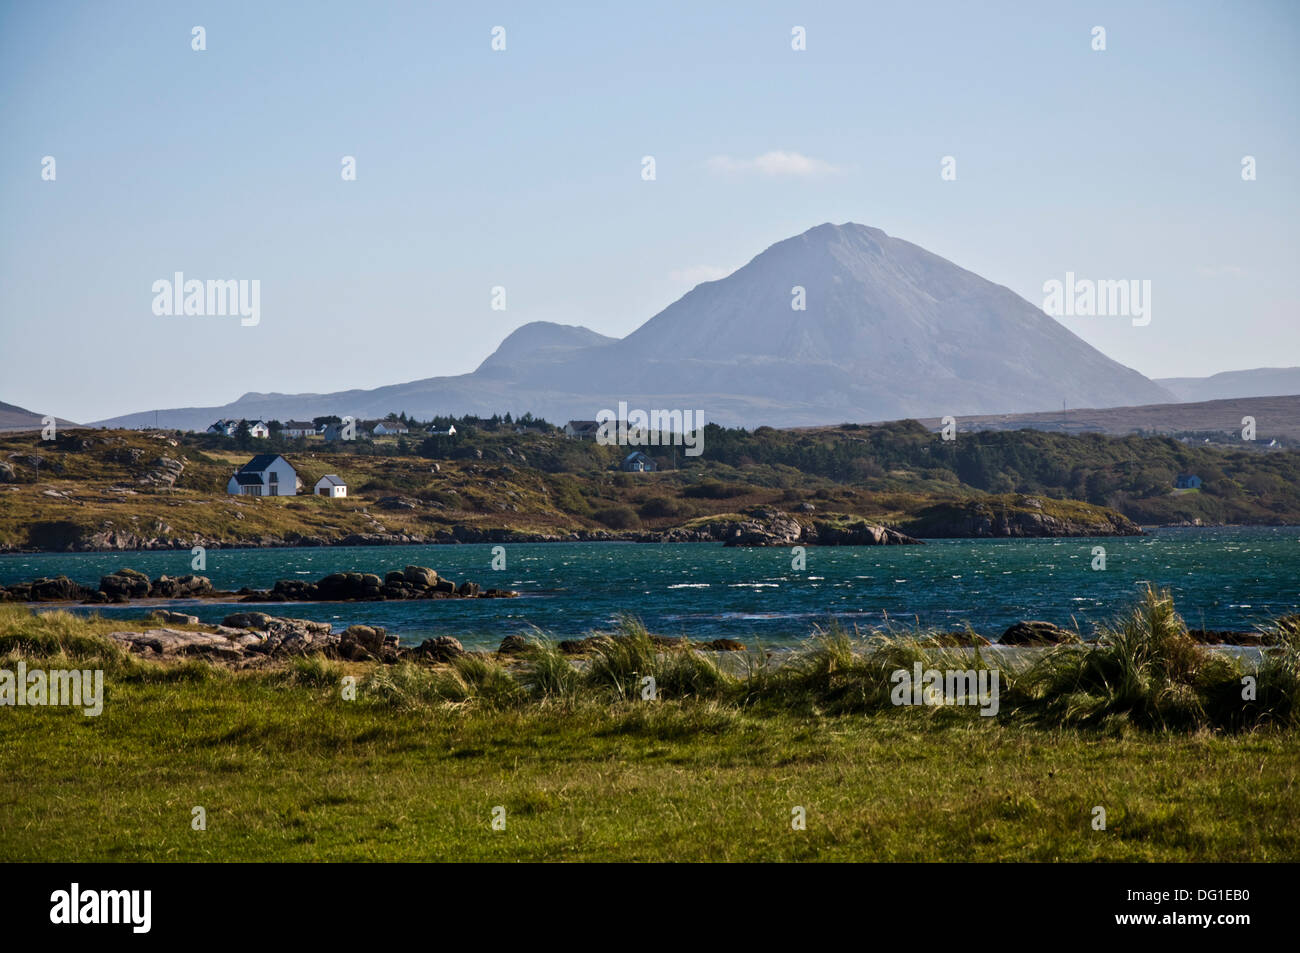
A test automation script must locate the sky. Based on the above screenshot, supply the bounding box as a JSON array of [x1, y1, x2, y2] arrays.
[[1, 0, 1297, 423]]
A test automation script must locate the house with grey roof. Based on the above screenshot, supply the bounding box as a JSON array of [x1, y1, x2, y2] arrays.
[[226, 454, 301, 496]]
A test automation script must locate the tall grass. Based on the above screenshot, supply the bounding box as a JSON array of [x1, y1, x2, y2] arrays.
[[1, 594, 1294, 732]]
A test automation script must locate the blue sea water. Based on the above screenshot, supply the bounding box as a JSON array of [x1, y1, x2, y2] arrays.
[[1, 527, 1296, 649]]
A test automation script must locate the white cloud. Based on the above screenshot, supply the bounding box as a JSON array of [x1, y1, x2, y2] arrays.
[[669, 264, 731, 285], [705, 151, 839, 177]]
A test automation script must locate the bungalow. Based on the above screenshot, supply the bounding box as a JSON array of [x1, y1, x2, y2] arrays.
[[281, 420, 318, 438], [226, 454, 301, 497], [371, 420, 410, 436], [314, 474, 347, 498], [247, 420, 270, 439], [1175, 474, 1202, 490], [426, 424, 457, 437], [564, 420, 600, 440], [620, 451, 657, 473]]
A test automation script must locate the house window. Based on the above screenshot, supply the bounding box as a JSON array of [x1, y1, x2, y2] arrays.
[[269, 471, 278, 484]]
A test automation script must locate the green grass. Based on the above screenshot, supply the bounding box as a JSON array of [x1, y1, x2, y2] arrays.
[[2, 679, 1296, 861]]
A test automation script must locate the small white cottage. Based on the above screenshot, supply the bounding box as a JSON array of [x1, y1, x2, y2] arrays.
[[314, 474, 347, 498], [226, 454, 300, 497]]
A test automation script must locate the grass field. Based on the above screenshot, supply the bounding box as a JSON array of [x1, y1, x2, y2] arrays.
[[1, 590, 1297, 861]]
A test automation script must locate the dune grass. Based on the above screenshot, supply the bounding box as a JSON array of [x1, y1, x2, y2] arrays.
[[0, 592, 1297, 861]]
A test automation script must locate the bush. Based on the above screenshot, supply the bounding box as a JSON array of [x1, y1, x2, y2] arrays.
[[683, 481, 748, 500], [592, 504, 640, 530]]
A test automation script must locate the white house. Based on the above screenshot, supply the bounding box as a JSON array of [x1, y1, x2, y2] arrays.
[[372, 420, 409, 436], [208, 418, 268, 438], [314, 474, 347, 498], [281, 420, 318, 438], [226, 454, 301, 497]]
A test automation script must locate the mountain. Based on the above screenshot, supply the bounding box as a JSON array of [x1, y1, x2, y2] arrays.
[[1155, 367, 1300, 403], [0, 401, 79, 432], [92, 223, 1176, 431]]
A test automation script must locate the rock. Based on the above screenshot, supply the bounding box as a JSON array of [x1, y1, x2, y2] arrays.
[[1186, 629, 1272, 647], [376, 496, 418, 511], [150, 610, 200, 626], [28, 575, 90, 601], [107, 627, 256, 661], [433, 578, 456, 594], [338, 624, 397, 660], [498, 634, 529, 655], [998, 621, 1079, 646], [704, 638, 746, 651], [223, 611, 274, 630], [416, 635, 464, 662], [384, 570, 406, 585], [99, 568, 152, 599], [403, 565, 439, 588], [456, 581, 480, 597], [923, 630, 992, 647]]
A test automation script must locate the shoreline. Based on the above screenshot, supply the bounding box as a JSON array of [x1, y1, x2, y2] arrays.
[[3, 521, 1293, 557]]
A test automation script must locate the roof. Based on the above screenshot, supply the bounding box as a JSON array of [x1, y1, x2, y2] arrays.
[[239, 453, 292, 473], [232, 472, 263, 486], [567, 420, 599, 430], [316, 474, 346, 486], [623, 451, 653, 462], [283, 421, 315, 429]]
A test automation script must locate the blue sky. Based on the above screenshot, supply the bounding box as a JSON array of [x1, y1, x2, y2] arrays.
[[1, 0, 1296, 422]]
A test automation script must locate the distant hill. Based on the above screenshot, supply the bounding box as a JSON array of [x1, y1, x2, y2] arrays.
[[1156, 367, 1300, 403], [0, 401, 79, 433], [911, 394, 1300, 441], [91, 223, 1176, 431]]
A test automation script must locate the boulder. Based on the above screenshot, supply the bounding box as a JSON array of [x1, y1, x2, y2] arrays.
[[403, 565, 439, 588], [998, 621, 1079, 646], [99, 568, 152, 599], [704, 638, 746, 651], [497, 634, 529, 655], [223, 611, 274, 630], [29, 575, 89, 601], [150, 610, 200, 626], [416, 635, 464, 662]]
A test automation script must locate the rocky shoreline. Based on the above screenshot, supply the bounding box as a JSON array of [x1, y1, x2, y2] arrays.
[[0, 564, 517, 606], [0, 503, 1148, 553], [68, 611, 1292, 672]]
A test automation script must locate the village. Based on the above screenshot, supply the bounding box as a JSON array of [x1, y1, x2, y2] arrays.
[[216, 414, 665, 501]]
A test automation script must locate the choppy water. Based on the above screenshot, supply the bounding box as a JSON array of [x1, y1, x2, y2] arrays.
[[1, 527, 1296, 649]]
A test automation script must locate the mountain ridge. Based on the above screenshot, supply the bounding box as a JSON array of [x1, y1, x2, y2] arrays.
[[90, 223, 1183, 430]]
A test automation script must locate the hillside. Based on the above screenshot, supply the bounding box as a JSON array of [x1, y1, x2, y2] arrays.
[[89, 223, 1174, 431], [2, 419, 1298, 552], [1156, 367, 1300, 402], [0, 401, 79, 433], [910, 394, 1300, 442]]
